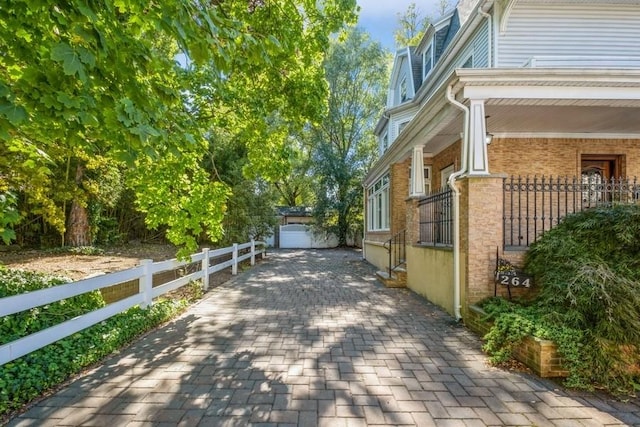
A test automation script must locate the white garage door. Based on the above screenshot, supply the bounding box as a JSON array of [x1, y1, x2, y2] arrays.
[[279, 225, 312, 248]]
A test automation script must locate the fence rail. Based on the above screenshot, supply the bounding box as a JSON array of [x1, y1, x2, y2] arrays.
[[504, 175, 640, 248], [0, 240, 266, 366], [418, 187, 453, 246]]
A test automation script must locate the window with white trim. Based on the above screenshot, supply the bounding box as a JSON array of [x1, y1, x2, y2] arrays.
[[367, 174, 390, 231], [380, 131, 389, 154], [398, 121, 409, 136], [409, 166, 432, 195], [423, 44, 433, 80], [400, 77, 407, 102], [440, 164, 455, 188]]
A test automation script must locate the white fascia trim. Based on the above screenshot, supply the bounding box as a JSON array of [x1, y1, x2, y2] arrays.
[[464, 85, 640, 100], [374, 115, 389, 136], [455, 68, 640, 85], [434, 10, 456, 30], [493, 132, 640, 139]]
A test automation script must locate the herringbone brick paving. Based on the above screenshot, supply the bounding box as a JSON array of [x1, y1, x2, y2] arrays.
[[9, 249, 640, 426]]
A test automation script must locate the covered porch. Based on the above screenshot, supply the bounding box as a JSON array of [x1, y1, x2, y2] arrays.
[[393, 68, 640, 319]]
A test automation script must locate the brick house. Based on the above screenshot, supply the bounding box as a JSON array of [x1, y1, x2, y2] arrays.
[[363, 0, 640, 320]]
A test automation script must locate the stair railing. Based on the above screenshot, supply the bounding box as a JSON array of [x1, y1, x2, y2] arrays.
[[383, 229, 406, 274]]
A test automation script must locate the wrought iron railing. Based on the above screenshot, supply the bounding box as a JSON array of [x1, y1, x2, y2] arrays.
[[384, 229, 406, 274], [503, 175, 640, 248], [418, 187, 453, 246]]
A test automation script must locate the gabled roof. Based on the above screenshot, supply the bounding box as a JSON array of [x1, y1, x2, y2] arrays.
[[409, 47, 423, 96], [276, 206, 313, 217], [385, 47, 420, 107], [439, 12, 460, 62]]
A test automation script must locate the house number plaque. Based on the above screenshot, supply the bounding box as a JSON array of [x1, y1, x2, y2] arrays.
[[496, 272, 533, 288]]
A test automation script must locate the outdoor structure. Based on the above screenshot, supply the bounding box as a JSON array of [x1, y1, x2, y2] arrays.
[[270, 206, 339, 248], [276, 206, 314, 225], [363, 0, 640, 320]]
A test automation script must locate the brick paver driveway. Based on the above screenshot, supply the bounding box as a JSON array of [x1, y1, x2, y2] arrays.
[[10, 249, 640, 426]]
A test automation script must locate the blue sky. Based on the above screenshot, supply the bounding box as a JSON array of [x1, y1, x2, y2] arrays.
[[355, 0, 446, 52]]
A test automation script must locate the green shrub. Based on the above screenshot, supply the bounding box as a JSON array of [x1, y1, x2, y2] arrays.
[[483, 204, 640, 394], [0, 269, 190, 418]]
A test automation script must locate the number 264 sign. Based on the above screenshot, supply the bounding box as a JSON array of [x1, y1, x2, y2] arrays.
[[496, 272, 532, 288]]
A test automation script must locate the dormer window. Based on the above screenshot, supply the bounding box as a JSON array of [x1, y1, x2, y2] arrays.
[[400, 77, 407, 102], [381, 131, 389, 153], [423, 44, 433, 80]]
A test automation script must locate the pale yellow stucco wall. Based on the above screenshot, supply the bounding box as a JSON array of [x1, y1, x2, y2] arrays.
[[363, 240, 388, 271], [406, 245, 456, 316]]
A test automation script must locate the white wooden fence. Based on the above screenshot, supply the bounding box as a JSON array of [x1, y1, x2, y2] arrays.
[[0, 240, 266, 366]]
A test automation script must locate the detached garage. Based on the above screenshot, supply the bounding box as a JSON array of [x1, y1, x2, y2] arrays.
[[279, 225, 338, 249]]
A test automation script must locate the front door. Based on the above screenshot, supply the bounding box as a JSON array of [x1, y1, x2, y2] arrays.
[[580, 155, 621, 206]]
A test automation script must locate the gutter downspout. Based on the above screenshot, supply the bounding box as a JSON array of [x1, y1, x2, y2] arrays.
[[362, 184, 367, 260], [478, 7, 492, 67], [446, 83, 469, 322]]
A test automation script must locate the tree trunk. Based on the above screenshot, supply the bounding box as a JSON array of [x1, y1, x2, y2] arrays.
[[65, 164, 91, 247]]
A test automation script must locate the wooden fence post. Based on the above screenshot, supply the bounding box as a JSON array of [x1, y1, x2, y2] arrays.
[[201, 248, 210, 290], [250, 239, 256, 266], [232, 243, 238, 275], [140, 259, 153, 308]]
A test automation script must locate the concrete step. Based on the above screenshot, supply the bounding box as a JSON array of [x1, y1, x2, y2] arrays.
[[376, 270, 407, 288]]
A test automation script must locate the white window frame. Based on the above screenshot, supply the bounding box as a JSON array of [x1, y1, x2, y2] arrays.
[[440, 164, 455, 188], [367, 174, 390, 231], [380, 131, 389, 154], [397, 120, 409, 136], [423, 43, 433, 80], [461, 54, 473, 69], [399, 77, 407, 102], [409, 166, 432, 195]]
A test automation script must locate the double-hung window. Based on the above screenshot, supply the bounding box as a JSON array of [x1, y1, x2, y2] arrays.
[[367, 174, 390, 231]]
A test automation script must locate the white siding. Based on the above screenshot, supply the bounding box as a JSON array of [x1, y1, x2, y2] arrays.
[[497, 3, 640, 68], [428, 21, 490, 99], [394, 57, 411, 106], [389, 106, 419, 142]]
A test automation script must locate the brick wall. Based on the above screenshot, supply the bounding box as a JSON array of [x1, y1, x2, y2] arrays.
[[431, 141, 461, 190], [488, 137, 640, 177], [459, 176, 505, 306], [492, 137, 640, 249], [405, 198, 420, 245], [466, 305, 568, 378], [390, 158, 411, 235]]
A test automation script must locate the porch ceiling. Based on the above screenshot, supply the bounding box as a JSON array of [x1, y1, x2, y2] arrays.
[[485, 104, 640, 135], [424, 103, 640, 158]]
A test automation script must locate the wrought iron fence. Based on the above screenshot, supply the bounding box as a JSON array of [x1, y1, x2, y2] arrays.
[[503, 175, 640, 248], [418, 187, 453, 246]]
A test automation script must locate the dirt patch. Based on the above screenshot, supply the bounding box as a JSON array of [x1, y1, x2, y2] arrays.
[[0, 243, 179, 280]]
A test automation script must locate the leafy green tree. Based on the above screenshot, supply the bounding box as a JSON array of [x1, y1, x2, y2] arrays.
[[273, 139, 316, 207], [394, 2, 430, 47], [393, 1, 453, 48], [204, 130, 279, 246], [310, 28, 388, 246], [0, 1, 357, 253]]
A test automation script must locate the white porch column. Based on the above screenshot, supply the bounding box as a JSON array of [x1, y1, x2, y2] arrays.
[[410, 145, 426, 197], [467, 99, 490, 176]]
